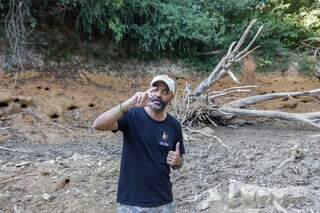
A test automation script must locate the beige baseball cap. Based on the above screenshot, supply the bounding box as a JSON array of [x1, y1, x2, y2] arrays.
[[150, 75, 176, 93]]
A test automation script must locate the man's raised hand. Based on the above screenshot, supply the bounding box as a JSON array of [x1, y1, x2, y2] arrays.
[[166, 142, 182, 169], [123, 87, 157, 110]]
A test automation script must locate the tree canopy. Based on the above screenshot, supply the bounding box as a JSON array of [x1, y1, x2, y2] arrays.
[[0, 0, 319, 72]]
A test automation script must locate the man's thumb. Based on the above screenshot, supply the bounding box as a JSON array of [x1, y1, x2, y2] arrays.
[[175, 142, 180, 155]]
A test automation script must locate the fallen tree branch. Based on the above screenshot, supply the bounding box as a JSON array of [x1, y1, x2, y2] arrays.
[[0, 127, 11, 131], [185, 127, 229, 149], [183, 131, 200, 141], [0, 172, 38, 184], [0, 146, 29, 153], [273, 200, 289, 213], [195, 50, 221, 56], [277, 144, 303, 169], [209, 85, 257, 99], [216, 107, 320, 128], [205, 88, 320, 128], [227, 88, 320, 108]]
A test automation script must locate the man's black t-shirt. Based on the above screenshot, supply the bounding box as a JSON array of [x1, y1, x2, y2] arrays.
[[115, 107, 185, 207]]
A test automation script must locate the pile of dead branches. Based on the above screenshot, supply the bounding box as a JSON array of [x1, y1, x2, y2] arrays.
[[171, 19, 320, 137]]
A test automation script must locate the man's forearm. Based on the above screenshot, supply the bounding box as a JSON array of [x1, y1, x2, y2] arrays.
[[93, 101, 132, 131]]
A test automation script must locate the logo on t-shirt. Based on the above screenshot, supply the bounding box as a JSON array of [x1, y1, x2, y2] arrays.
[[159, 132, 169, 147]]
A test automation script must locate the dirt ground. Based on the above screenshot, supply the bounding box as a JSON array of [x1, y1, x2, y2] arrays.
[[1, 70, 320, 212]]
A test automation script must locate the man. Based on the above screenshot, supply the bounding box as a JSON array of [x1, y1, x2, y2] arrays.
[[93, 75, 185, 212]]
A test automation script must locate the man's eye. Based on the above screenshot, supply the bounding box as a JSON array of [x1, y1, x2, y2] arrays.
[[162, 90, 170, 95]]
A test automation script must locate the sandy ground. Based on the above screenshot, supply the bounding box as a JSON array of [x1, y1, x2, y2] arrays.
[[1, 70, 320, 212]]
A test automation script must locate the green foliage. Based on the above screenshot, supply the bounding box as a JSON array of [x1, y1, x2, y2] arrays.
[[63, 51, 72, 61], [295, 52, 315, 74], [1, 0, 320, 74], [117, 1, 219, 51], [30, 0, 219, 52], [59, 0, 115, 34], [256, 44, 291, 73], [299, 9, 320, 34], [252, 0, 319, 74], [108, 17, 126, 42]]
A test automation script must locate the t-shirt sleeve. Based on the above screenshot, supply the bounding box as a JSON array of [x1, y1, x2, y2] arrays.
[[175, 123, 185, 155], [111, 110, 131, 133]]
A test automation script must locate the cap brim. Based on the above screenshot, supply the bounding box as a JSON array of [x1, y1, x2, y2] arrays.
[[151, 80, 174, 93]]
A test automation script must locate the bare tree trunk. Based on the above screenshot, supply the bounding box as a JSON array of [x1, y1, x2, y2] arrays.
[[193, 19, 263, 95], [5, 0, 34, 71]]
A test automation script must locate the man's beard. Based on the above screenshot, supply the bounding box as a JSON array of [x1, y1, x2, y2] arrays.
[[149, 96, 169, 112]]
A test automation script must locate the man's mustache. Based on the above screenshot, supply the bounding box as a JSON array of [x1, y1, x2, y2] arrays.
[[149, 96, 162, 102]]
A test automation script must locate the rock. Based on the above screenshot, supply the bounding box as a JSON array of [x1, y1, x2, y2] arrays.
[[72, 153, 82, 161], [228, 180, 242, 208], [228, 180, 241, 199], [44, 160, 55, 165], [240, 184, 272, 208], [272, 186, 309, 207], [24, 195, 33, 202], [196, 188, 221, 211], [97, 161, 102, 167], [41, 193, 54, 201], [228, 180, 311, 209]]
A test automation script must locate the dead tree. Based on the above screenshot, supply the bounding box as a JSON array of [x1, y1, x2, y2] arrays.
[[301, 37, 320, 79], [5, 0, 34, 72], [172, 19, 320, 132]]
